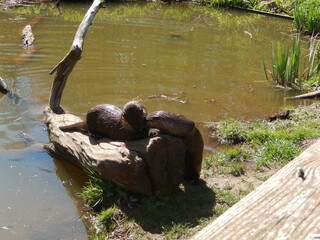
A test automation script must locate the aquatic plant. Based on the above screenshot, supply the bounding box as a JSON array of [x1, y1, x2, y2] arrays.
[[304, 35, 320, 87], [294, 0, 320, 35], [263, 34, 320, 90], [263, 34, 301, 89]]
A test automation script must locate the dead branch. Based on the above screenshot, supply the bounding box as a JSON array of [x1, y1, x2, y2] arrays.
[[286, 90, 320, 100], [46, 0, 105, 114]]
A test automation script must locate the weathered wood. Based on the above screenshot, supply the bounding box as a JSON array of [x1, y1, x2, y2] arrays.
[[286, 90, 320, 100], [0, 77, 21, 102], [47, 0, 105, 114], [230, 6, 294, 20], [192, 139, 320, 240], [21, 25, 35, 47], [0, 77, 9, 95], [44, 112, 186, 195], [14, 16, 43, 64]]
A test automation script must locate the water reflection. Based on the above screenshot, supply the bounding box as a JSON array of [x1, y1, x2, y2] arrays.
[[0, 147, 87, 240]]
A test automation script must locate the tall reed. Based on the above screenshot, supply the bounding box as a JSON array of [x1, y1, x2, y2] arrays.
[[305, 35, 320, 87], [263, 34, 320, 90], [294, 0, 320, 35], [263, 35, 301, 89]]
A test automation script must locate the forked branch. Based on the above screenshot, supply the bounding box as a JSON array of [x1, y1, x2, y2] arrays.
[[47, 0, 105, 114]]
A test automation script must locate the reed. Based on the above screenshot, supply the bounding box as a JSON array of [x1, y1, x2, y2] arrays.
[[263, 34, 320, 90], [294, 0, 320, 35], [263, 35, 301, 89]]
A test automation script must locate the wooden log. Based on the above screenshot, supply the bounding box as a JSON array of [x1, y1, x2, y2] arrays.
[[44, 112, 186, 195], [230, 6, 294, 20], [191, 139, 320, 240], [286, 90, 320, 100]]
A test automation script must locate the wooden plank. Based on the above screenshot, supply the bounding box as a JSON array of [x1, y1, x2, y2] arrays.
[[192, 139, 320, 240]]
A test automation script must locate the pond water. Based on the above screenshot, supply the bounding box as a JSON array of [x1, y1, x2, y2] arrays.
[[0, 2, 303, 239]]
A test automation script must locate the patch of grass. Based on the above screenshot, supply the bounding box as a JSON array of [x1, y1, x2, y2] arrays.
[[97, 205, 123, 232], [0, 4, 49, 14], [77, 169, 114, 207], [203, 0, 259, 9], [79, 175, 220, 239], [207, 103, 320, 169], [162, 222, 191, 240], [78, 169, 251, 239], [229, 162, 245, 176], [253, 173, 269, 181], [215, 185, 241, 206], [210, 120, 247, 144], [255, 138, 301, 167], [203, 147, 249, 176]]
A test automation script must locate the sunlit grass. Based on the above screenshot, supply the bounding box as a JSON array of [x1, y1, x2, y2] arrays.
[[207, 103, 320, 169], [203, 0, 260, 8], [0, 4, 49, 14]]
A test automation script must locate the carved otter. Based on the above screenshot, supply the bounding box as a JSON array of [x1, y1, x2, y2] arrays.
[[60, 101, 149, 141], [146, 111, 203, 180]]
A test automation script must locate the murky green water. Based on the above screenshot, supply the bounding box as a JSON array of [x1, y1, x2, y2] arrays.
[[0, 2, 302, 238]]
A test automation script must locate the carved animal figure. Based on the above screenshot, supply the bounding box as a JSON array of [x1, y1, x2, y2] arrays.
[[60, 101, 149, 141], [146, 111, 203, 180]]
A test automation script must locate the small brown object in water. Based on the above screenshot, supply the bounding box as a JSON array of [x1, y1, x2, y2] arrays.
[[60, 101, 149, 141], [146, 111, 203, 180]]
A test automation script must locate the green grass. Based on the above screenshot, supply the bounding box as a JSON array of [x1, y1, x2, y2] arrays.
[[207, 103, 320, 169], [97, 205, 121, 232], [253, 173, 269, 181], [162, 222, 192, 240], [203, 0, 259, 8], [78, 168, 250, 239], [0, 4, 50, 14]]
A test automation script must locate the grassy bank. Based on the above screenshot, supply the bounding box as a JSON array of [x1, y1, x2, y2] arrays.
[[2, 0, 319, 36], [205, 0, 320, 36], [79, 102, 320, 239]]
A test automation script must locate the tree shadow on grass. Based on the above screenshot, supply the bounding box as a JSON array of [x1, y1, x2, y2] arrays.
[[120, 180, 216, 234], [54, 156, 216, 236]]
